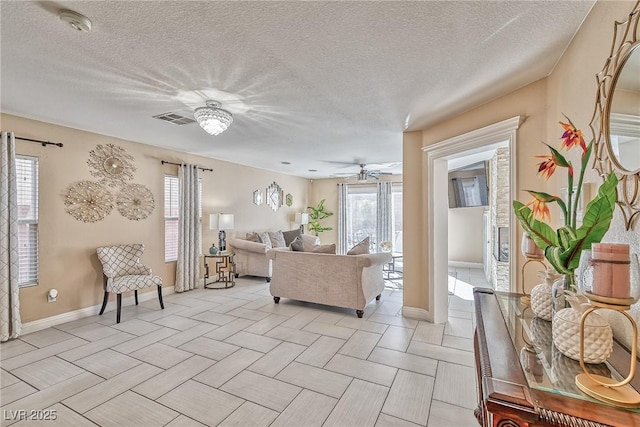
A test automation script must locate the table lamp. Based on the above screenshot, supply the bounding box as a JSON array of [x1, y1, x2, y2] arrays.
[[295, 213, 309, 233], [210, 213, 234, 251]]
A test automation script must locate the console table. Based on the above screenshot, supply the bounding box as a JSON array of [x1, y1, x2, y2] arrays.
[[473, 288, 640, 426]]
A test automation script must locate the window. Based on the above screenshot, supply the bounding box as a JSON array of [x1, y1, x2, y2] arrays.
[[164, 174, 202, 262], [164, 175, 179, 262], [346, 185, 378, 251], [392, 183, 403, 253], [16, 156, 38, 286]]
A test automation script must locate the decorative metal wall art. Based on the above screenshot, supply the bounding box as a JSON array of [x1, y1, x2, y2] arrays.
[[64, 181, 114, 223], [266, 182, 283, 212], [253, 189, 264, 206], [65, 143, 155, 222], [116, 183, 155, 220], [87, 143, 136, 188], [286, 193, 293, 207]]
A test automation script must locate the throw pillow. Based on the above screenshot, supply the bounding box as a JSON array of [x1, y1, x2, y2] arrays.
[[245, 232, 261, 243], [310, 243, 337, 254], [268, 230, 287, 248], [258, 232, 273, 250], [290, 235, 305, 252], [347, 236, 370, 255], [282, 229, 302, 246]]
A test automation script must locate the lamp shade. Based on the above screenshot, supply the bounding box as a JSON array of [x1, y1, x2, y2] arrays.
[[209, 214, 218, 230], [218, 213, 234, 230], [295, 213, 309, 225]]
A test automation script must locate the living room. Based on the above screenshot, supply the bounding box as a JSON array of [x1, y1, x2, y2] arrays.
[[2, 1, 640, 426]]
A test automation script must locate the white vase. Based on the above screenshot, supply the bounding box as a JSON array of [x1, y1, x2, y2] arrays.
[[552, 307, 613, 364], [530, 283, 553, 321]]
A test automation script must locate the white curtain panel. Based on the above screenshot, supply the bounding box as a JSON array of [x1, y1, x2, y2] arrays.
[[0, 132, 22, 341], [337, 183, 348, 254], [175, 164, 201, 292], [376, 182, 393, 250]]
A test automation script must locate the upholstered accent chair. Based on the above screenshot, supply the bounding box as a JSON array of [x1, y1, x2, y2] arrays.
[[96, 244, 164, 323]]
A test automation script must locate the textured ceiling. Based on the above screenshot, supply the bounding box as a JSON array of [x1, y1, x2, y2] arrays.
[[1, 1, 595, 178]]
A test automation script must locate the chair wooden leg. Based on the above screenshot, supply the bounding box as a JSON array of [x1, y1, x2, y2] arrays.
[[157, 285, 165, 309], [116, 294, 122, 323], [99, 291, 109, 315], [134, 290, 139, 305]]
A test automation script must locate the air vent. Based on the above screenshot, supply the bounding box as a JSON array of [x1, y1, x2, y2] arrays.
[[153, 112, 196, 126]]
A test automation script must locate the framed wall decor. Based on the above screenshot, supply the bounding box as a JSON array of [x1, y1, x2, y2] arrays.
[[286, 193, 293, 207], [253, 189, 264, 206], [266, 182, 283, 212]]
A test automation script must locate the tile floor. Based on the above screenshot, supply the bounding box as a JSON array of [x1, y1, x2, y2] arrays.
[[1, 270, 484, 427]]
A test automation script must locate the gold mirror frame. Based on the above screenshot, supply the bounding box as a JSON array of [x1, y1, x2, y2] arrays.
[[590, 1, 640, 230]]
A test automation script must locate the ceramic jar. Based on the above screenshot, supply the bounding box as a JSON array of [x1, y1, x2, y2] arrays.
[[530, 283, 553, 321], [552, 307, 613, 364]]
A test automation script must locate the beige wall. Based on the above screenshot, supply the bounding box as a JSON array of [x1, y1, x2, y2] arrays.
[[3, 113, 308, 323], [448, 207, 485, 264], [402, 0, 638, 314]]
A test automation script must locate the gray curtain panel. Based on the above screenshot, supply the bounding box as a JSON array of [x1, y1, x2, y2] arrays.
[[0, 132, 22, 341], [376, 182, 392, 251], [175, 164, 201, 292], [337, 183, 348, 254]]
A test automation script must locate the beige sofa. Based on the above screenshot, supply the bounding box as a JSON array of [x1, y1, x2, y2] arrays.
[[266, 250, 391, 317], [229, 233, 319, 281]]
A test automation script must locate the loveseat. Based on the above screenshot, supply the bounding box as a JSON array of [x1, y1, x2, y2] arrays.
[[266, 249, 391, 317], [228, 232, 319, 281]]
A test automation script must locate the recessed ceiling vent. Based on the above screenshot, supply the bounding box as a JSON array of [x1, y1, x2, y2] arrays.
[[152, 112, 196, 126]]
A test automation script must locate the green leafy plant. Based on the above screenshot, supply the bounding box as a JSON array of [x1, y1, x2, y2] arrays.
[[513, 116, 618, 287], [307, 199, 333, 236]]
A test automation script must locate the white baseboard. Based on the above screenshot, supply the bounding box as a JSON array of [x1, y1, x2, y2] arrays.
[[448, 261, 484, 269], [401, 306, 433, 322], [21, 286, 176, 336]]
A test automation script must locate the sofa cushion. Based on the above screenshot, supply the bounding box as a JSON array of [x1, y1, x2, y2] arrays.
[[290, 235, 305, 252], [258, 232, 273, 249], [310, 243, 337, 254], [282, 229, 302, 246], [246, 232, 261, 243], [268, 230, 287, 248], [347, 236, 370, 255]]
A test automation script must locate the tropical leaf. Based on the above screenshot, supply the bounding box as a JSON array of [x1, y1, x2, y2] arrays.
[[513, 201, 558, 249]]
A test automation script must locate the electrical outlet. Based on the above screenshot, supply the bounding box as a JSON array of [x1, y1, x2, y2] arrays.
[[47, 289, 58, 303]]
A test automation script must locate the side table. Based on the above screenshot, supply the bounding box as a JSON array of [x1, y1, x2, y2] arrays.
[[383, 252, 403, 279], [204, 253, 236, 289]]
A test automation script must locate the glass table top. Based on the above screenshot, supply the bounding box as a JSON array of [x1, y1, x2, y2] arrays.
[[495, 292, 640, 413]]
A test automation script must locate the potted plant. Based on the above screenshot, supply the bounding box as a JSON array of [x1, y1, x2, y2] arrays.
[[307, 199, 333, 236], [513, 116, 618, 311]]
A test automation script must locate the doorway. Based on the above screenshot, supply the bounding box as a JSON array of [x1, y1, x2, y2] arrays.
[[422, 116, 523, 323]]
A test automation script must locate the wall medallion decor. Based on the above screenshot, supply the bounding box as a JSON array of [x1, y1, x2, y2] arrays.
[[286, 193, 293, 207], [87, 143, 136, 188], [64, 180, 114, 223], [266, 181, 283, 212], [116, 183, 155, 221], [253, 189, 264, 206]]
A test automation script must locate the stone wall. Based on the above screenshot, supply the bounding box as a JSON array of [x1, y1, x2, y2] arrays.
[[490, 147, 510, 291]]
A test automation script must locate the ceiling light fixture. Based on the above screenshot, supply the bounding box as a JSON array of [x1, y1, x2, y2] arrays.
[[357, 171, 368, 182], [193, 100, 233, 136], [59, 10, 92, 32]]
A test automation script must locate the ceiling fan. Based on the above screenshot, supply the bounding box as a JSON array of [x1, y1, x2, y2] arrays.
[[332, 163, 394, 182]]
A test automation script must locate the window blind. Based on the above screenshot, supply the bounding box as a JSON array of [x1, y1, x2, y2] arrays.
[[164, 174, 203, 262], [164, 175, 179, 262], [16, 156, 38, 286]]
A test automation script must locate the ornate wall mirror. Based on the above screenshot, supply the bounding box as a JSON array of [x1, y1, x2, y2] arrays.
[[266, 182, 283, 212], [591, 2, 640, 229]]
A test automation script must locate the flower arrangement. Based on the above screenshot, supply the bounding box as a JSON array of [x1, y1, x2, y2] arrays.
[[513, 116, 618, 288]]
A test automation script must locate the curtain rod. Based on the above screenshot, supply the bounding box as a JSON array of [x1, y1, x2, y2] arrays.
[[15, 136, 63, 147], [161, 160, 213, 172]]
